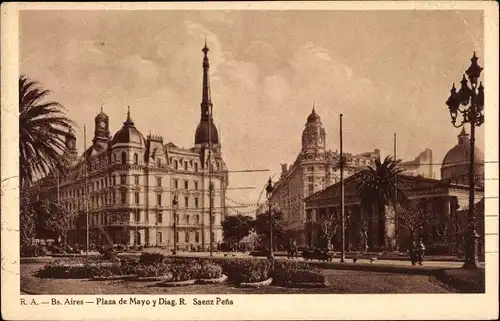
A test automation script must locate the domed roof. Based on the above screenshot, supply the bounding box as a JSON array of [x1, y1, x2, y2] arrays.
[[442, 128, 484, 167], [95, 107, 109, 120], [307, 107, 321, 123], [195, 120, 219, 145], [111, 108, 146, 146]]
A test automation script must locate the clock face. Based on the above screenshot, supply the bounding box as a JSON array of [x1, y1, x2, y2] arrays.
[[99, 121, 106, 129]]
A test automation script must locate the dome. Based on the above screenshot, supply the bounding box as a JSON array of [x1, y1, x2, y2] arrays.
[[307, 107, 321, 123], [95, 107, 109, 120], [111, 109, 146, 146], [441, 128, 484, 181], [195, 120, 219, 145]]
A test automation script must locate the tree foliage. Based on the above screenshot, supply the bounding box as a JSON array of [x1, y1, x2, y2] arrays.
[[19, 74, 74, 188], [254, 210, 285, 248], [356, 155, 407, 247], [222, 214, 254, 244]]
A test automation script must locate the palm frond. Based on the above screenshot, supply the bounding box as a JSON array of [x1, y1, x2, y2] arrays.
[[19, 74, 74, 187]]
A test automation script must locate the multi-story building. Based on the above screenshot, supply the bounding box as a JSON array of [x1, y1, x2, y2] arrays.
[[270, 108, 380, 245], [32, 44, 229, 250], [400, 148, 434, 178]]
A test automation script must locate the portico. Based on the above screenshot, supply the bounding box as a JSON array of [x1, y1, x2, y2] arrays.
[[304, 173, 484, 253]]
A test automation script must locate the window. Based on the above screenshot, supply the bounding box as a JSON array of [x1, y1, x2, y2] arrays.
[[195, 197, 199, 208], [194, 181, 198, 190], [308, 184, 314, 195], [135, 192, 139, 204], [134, 175, 139, 185], [120, 191, 126, 204], [112, 192, 116, 204], [195, 232, 200, 243], [156, 177, 162, 187], [186, 215, 190, 224], [184, 196, 189, 208], [121, 152, 127, 164], [135, 211, 140, 222], [194, 163, 198, 172], [175, 231, 179, 243], [157, 232, 162, 243], [185, 232, 189, 243], [174, 160, 178, 170], [184, 161, 188, 170], [156, 212, 163, 224], [211, 215, 215, 224], [120, 175, 126, 185], [184, 180, 189, 190], [112, 175, 116, 185], [133, 153, 138, 165], [113, 154, 117, 163], [174, 179, 178, 189], [156, 194, 162, 206], [157, 158, 161, 166], [196, 214, 200, 224], [211, 232, 215, 243], [308, 177, 313, 182]]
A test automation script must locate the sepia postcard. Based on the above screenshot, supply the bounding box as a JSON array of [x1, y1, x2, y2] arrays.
[[1, 1, 499, 320]]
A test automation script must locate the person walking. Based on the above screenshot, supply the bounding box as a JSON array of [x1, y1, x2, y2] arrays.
[[409, 240, 417, 266], [417, 239, 425, 265]]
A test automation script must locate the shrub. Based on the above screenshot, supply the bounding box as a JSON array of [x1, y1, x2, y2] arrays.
[[198, 261, 223, 279], [21, 244, 48, 257], [139, 252, 165, 265], [170, 262, 201, 282], [273, 269, 325, 285], [219, 258, 271, 283], [135, 263, 173, 278], [274, 259, 319, 272]]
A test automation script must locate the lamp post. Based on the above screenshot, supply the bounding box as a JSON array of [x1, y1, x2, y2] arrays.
[[445, 52, 484, 269], [172, 195, 178, 255], [265, 177, 274, 260]]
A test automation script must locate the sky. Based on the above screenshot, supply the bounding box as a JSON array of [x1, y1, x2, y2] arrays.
[[19, 9, 485, 211]]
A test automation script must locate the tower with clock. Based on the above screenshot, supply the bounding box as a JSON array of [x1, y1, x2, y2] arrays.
[[93, 107, 110, 147]]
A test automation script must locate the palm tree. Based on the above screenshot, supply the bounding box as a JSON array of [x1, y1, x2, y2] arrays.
[[19, 74, 74, 188], [356, 155, 407, 249]]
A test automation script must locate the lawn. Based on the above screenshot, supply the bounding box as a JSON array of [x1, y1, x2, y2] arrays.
[[21, 263, 452, 294]]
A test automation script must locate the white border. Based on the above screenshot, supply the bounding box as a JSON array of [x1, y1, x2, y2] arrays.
[[1, 2, 499, 320]]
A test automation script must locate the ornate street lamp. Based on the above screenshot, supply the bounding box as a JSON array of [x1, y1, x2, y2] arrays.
[[172, 195, 179, 255], [265, 177, 274, 259], [445, 52, 484, 269]]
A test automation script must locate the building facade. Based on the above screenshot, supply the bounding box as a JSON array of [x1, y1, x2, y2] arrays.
[[303, 129, 485, 255], [32, 44, 229, 251], [270, 108, 380, 245]]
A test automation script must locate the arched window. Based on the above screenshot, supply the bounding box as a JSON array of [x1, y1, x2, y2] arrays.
[[121, 152, 126, 164], [157, 158, 161, 167], [134, 153, 138, 165]]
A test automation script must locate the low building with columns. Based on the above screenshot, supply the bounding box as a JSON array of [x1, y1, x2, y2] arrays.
[[31, 43, 229, 251], [303, 128, 485, 254]]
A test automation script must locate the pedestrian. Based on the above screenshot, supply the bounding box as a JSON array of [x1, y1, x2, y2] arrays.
[[417, 239, 425, 265], [409, 241, 417, 266]]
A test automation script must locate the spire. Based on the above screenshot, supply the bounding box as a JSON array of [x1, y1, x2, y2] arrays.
[[201, 40, 212, 121], [124, 105, 134, 127]]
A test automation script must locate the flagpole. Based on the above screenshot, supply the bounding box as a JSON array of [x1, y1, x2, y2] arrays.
[[394, 133, 398, 252], [84, 125, 89, 255], [340, 114, 345, 263]]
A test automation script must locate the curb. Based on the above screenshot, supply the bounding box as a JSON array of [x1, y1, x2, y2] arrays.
[[157, 279, 197, 287], [197, 274, 228, 284], [240, 277, 273, 288]]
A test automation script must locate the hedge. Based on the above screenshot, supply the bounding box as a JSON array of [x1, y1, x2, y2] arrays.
[[139, 252, 165, 265], [273, 269, 325, 285]]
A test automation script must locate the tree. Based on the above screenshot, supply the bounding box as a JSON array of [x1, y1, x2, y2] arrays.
[[254, 210, 285, 250], [222, 214, 254, 245], [315, 210, 341, 249], [386, 200, 431, 249], [356, 155, 407, 248], [20, 191, 36, 246], [19, 74, 74, 188]]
